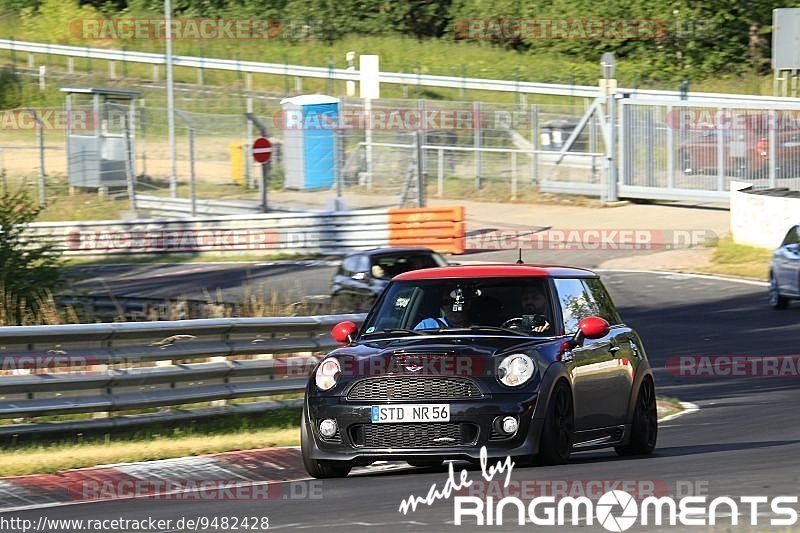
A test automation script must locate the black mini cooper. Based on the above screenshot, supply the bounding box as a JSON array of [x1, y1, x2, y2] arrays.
[[302, 265, 657, 478]]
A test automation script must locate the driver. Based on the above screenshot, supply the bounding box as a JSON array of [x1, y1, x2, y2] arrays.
[[517, 285, 551, 334], [414, 289, 471, 330]]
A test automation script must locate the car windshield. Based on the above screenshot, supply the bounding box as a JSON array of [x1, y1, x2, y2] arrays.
[[369, 253, 446, 280], [362, 277, 555, 336]]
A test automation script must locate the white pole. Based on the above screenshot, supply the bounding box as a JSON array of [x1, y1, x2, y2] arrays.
[[165, 0, 177, 197]]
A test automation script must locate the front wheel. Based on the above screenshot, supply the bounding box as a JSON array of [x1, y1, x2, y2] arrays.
[[301, 413, 352, 478], [537, 381, 574, 465], [615, 378, 658, 456], [769, 274, 788, 310]]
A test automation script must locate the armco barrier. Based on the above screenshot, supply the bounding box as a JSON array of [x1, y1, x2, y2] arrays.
[[26, 206, 466, 256], [0, 314, 365, 437]]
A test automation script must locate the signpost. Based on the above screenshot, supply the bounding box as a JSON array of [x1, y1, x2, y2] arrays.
[[252, 136, 272, 211]]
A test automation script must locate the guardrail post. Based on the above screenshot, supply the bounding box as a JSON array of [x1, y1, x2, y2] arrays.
[[26, 109, 46, 208], [474, 101, 482, 189], [769, 108, 777, 188], [416, 130, 426, 207], [645, 105, 655, 187], [121, 112, 137, 212], [437, 148, 444, 197], [108, 60, 116, 79], [38, 65, 45, 90], [666, 104, 675, 190], [511, 151, 518, 199], [716, 107, 725, 191], [245, 98, 254, 189], [67, 57, 74, 74], [365, 98, 373, 190], [606, 94, 619, 202], [531, 104, 539, 184], [27, 52, 33, 68], [189, 126, 197, 216]]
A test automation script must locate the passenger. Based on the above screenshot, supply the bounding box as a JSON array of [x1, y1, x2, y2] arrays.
[[415, 290, 471, 330]]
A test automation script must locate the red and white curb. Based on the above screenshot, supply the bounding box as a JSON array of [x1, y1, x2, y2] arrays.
[[0, 447, 307, 513], [0, 447, 407, 514]]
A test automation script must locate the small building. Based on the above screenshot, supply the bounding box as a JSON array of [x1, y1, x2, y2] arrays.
[[61, 87, 140, 189]]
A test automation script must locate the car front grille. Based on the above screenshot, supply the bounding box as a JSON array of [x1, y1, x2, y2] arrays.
[[346, 377, 482, 401], [350, 422, 478, 448]]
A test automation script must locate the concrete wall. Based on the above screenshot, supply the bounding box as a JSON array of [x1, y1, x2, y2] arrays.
[[730, 181, 800, 249]]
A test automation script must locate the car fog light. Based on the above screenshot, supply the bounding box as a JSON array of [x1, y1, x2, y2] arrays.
[[319, 419, 338, 438], [501, 416, 518, 434]]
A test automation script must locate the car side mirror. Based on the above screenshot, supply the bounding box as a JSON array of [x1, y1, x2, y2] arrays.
[[331, 321, 358, 344], [577, 316, 610, 339], [570, 316, 611, 347]]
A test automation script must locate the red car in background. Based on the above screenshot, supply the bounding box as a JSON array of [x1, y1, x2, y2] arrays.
[[679, 112, 800, 178]]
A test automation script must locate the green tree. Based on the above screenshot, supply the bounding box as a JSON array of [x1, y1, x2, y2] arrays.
[[0, 67, 23, 109], [0, 183, 62, 325]]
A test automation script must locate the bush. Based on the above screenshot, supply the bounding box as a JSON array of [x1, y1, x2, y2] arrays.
[[0, 67, 22, 109], [0, 181, 63, 325]]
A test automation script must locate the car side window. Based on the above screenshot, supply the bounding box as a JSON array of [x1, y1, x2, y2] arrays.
[[553, 278, 600, 335], [583, 278, 622, 325], [781, 226, 799, 247], [342, 255, 361, 275], [355, 255, 370, 274]]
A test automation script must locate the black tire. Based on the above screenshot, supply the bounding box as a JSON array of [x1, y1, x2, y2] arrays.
[[301, 414, 352, 478], [537, 381, 574, 465], [407, 458, 444, 468], [769, 274, 789, 310], [615, 378, 658, 456]]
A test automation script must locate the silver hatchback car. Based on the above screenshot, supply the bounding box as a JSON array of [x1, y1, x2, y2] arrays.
[[770, 225, 800, 309]]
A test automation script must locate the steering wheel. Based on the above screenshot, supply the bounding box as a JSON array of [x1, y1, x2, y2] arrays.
[[500, 317, 527, 329], [501, 315, 549, 332]]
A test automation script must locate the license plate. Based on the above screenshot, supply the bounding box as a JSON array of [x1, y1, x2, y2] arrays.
[[370, 404, 450, 423]]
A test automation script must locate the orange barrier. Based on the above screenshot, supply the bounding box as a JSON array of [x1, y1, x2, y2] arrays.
[[388, 207, 466, 254]]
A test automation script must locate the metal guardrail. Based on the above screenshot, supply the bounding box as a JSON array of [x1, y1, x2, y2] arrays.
[[135, 195, 265, 216], [3, 38, 800, 104], [25, 206, 466, 255], [0, 314, 365, 437]]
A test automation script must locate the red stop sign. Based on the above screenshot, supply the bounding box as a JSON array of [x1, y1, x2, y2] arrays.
[[252, 137, 272, 164]]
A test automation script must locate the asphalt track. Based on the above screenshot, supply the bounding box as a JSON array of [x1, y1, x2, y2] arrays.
[[7, 268, 800, 532], [62, 248, 658, 303]]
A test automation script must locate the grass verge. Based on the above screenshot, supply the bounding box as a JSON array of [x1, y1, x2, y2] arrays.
[[695, 235, 772, 280], [4, 396, 685, 477], [0, 407, 302, 477], [656, 396, 685, 420]]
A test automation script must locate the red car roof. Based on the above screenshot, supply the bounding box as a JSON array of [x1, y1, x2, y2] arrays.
[[393, 264, 596, 280]]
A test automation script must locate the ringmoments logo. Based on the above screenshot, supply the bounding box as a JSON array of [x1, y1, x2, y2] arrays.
[[452, 489, 799, 529], [397, 449, 799, 530]]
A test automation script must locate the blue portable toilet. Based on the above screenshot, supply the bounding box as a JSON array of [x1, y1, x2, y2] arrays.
[[280, 94, 340, 190]]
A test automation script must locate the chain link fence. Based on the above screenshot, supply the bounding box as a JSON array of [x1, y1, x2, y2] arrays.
[[8, 92, 800, 218]]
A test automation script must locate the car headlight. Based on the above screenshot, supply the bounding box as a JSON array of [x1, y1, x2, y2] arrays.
[[315, 357, 341, 391], [498, 354, 534, 387]]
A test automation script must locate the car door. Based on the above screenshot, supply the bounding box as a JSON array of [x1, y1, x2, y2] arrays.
[[554, 278, 624, 432], [583, 278, 635, 426], [775, 226, 800, 295]]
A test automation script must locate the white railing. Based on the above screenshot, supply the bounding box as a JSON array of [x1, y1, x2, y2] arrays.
[[3, 38, 800, 104]]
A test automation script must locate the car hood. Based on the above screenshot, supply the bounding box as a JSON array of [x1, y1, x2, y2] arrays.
[[328, 335, 553, 379]]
